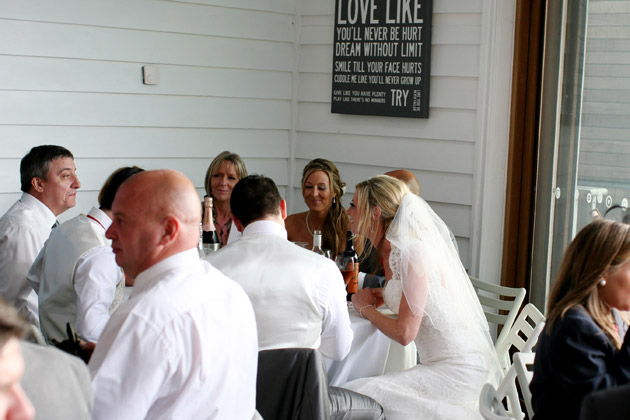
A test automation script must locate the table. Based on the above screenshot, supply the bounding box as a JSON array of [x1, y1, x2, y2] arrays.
[[324, 306, 417, 387]]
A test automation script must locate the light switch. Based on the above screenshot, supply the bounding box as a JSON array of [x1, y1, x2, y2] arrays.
[[143, 65, 160, 85]]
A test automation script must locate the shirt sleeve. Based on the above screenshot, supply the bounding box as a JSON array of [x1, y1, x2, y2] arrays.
[[90, 318, 170, 420], [27, 244, 45, 294], [317, 260, 353, 360], [0, 223, 42, 325], [73, 247, 122, 342]]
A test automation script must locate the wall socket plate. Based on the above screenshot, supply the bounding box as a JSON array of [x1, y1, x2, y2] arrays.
[[142, 65, 160, 85]]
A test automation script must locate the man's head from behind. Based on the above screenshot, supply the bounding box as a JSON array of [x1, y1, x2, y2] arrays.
[[0, 299, 34, 420], [106, 170, 201, 279], [98, 166, 145, 212], [230, 175, 284, 229], [20, 145, 80, 216], [384, 169, 420, 196]]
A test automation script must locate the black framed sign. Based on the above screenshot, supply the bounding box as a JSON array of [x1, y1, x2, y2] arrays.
[[331, 0, 432, 118]]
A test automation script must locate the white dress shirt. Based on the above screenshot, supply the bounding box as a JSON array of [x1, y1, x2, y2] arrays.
[[0, 193, 56, 325], [207, 220, 353, 360], [28, 207, 123, 343], [89, 248, 258, 420]]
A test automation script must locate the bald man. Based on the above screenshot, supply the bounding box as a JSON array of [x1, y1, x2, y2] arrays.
[[88, 170, 258, 420], [384, 169, 420, 196]]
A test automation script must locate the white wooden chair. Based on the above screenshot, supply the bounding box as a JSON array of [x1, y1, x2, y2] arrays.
[[479, 383, 517, 420], [480, 305, 545, 420], [470, 276, 526, 349], [487, 355, 533, 420], [513, 352, 536, 419], [495, 303, 545, 372]]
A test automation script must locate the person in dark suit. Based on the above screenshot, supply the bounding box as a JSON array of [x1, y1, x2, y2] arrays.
[[530, 219, 630, 420], [579, 382, 630, 420]]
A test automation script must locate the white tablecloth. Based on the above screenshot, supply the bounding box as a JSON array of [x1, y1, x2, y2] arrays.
[[324, 306, 417, 387]]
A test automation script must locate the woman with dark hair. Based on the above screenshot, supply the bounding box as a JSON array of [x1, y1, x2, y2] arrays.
[[203, 151, 248, 246], [285, 158, 349, 257], [531, 219, 630, 420]]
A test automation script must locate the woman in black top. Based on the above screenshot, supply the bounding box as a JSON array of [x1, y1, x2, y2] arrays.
[[531, 219, 630, 419]]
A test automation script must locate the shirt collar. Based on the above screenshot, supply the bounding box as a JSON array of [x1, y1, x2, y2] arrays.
[[132, 248, 200, 296], [20, 192, 57, 228], [242, 220, 287, 239], [86, 207, 112, 230]]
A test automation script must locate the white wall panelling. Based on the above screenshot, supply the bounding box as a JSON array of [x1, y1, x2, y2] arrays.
[[0, 0, 515, 279], [0, 0, 295, 224], [295, 0, 515, 277]]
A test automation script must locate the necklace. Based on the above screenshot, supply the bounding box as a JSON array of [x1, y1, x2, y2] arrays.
[[306, 211, 313, 236]]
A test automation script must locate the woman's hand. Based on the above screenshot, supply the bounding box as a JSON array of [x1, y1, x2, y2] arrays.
[[352, 288, 378, 310]]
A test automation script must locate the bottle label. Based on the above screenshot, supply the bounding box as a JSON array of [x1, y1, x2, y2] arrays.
[[347, 262, 359, 294]]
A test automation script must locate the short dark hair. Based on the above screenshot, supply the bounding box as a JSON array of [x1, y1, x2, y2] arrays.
[[230, 175, 281, 227], [98, 166, 145, 211], [20, 145, 74, 192], [0, 298, 28, 348]]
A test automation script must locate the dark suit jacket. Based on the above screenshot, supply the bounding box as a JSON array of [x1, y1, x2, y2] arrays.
[[531, 306, 630, 420], [579, 383, 630, 420]]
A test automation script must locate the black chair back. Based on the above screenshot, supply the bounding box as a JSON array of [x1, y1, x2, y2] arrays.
[[256, 348, 330, 420]]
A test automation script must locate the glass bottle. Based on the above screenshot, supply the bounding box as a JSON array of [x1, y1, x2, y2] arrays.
[[312, 230, 326, 256], [336, 230, 359, 300], [202, 197, 221, 251]]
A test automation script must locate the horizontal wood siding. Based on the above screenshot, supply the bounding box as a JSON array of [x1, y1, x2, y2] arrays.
[[295, 1, 483, 268], [0, 0, 294, 222], [0, 0, 512, 275]]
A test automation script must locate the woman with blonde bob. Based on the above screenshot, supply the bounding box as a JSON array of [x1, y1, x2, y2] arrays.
[[203, 151, 248, 246], [531, 219, 630, 420], [342, 175, 501, 420], [285, 158, 349, 257]]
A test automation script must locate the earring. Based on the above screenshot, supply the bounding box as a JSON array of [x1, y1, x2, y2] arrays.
[[333, 196, 336, 204], [600, 279, 607, 287]]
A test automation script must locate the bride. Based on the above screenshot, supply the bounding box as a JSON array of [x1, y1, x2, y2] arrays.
[[343, 175, 502, 419]]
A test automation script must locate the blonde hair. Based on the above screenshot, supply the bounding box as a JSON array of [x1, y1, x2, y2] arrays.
[[203, 151, 248, 197], [301, 158, 349, 257], [547, 219, 630, 349], [353, 175, 409, 255]]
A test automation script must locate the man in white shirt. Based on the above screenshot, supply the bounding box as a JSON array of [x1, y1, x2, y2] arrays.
[[0, 145, 80, 326], [89, 170, 258, 420], [206, 174, 353, 360], [28, 166, 144, 344]]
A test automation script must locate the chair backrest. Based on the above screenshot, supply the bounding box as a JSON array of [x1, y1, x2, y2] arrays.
[[495, 303, 545, 372], [513, 352, 536, 419], [479, 383, 517, 420], [470, 276, 526, 349], [256, 348, 330, 420]]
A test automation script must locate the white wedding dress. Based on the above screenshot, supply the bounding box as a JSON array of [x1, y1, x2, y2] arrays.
[[344, 194, 501, 420]]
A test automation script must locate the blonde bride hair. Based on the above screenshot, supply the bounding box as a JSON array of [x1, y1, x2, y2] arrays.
[[353, 175, 409, 255]]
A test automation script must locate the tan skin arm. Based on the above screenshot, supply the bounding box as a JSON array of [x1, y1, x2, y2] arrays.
[[351, 239, 425, 346], [352, 288, 422, 346]]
